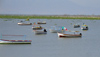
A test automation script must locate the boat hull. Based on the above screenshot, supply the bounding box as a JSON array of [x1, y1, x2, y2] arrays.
[[37, 22, 46, 24], [32, 27, 42, 30], [0, 39, 32, 44], [34, 31, 47, 34], [18, 23, 32, 25], [81, 27, 88, 30], [57, 33, 82, 38], [37, 21, 46, 24], [74, 25, 80, 28]]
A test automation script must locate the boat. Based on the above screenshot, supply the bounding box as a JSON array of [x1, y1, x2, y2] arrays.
[[57, 30, 82, 38], [37, 21, 46, 24], [49, 26, 65, 33], [81, 24, 88, 30], [32, 23, 43, 30], [0, 39, 32, 44], [32, 25, 43, 30], [32, 27, 43, 30], [0, 34, 32, 44], [34, 29, 47, 34], [57, 32, 82, 38], [73, 24, 80, 28], [18, 23, 32, 25]]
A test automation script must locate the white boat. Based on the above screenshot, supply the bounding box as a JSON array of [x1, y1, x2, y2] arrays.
[[37, 21, 46, 24], [81, 24, 88, 30], [0, 39, 32, 44], [57, 32, 82, 38], [18, 23, 32, 25], [34, 29, 47, 34], [49, 26, 65, 33], [73, 24, 80, 28]]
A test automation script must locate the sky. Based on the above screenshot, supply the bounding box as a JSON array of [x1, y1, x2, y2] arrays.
[[0, 0, 100, 15]]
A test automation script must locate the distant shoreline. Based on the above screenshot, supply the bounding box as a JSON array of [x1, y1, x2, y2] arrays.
[[0, 15, 100, 20]]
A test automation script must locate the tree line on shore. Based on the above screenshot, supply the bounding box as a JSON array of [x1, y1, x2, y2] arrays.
[[0, 14, 100, 19]]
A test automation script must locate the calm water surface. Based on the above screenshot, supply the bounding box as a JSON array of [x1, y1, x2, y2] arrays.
[[0, 19, 100, 57]]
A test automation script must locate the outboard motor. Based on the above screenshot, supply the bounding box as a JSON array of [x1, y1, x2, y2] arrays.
[[80, 33, 82, 35], [44, 29, 47, 32]]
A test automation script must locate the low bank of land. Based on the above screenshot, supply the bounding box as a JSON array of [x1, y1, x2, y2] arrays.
[[0, 15, 100, 20]]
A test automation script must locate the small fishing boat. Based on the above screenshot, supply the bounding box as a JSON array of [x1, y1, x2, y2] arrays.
[[57, 32, 82, 38], [34, 29, 47, 34], [57, 29, 82, 38], [18, 23, 32, 25], [81, 24, 88, 30], [32, 23, 43, 30], [32, 25, 43, 30], [49, 26, 65, 33], [0, 39, 32, 44], [37, 21, 46, 24], [32, 27, 42, 30], [73, 24, 80, 28]]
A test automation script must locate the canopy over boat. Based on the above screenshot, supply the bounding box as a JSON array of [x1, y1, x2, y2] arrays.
[[49, 26, 65, 33]]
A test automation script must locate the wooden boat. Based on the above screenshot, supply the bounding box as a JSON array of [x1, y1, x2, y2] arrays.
[[32, 23, 43, 30], [57, 33, 82, 38], [18, 23, 32, 25], [81, 24, 88, 30], [34, 29, 47, 34], [0, 39, 32, 44], [32, 27, 42, 30], [49, 26, 65, 33], [37, 21, 46, 24], [32, 25, 43, 30], [73, 24, 80, 28]]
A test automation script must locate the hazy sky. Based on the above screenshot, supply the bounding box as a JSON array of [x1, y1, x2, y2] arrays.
[[0, 0, 100, 15]]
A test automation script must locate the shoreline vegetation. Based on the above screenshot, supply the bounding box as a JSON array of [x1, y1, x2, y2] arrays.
[[0, 15, 100, 20]]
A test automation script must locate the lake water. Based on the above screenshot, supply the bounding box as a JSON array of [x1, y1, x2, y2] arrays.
[[0, 19, 100, 57]]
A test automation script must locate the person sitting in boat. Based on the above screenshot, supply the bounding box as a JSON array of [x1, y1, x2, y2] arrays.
[[44, 29, 47, 32]]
